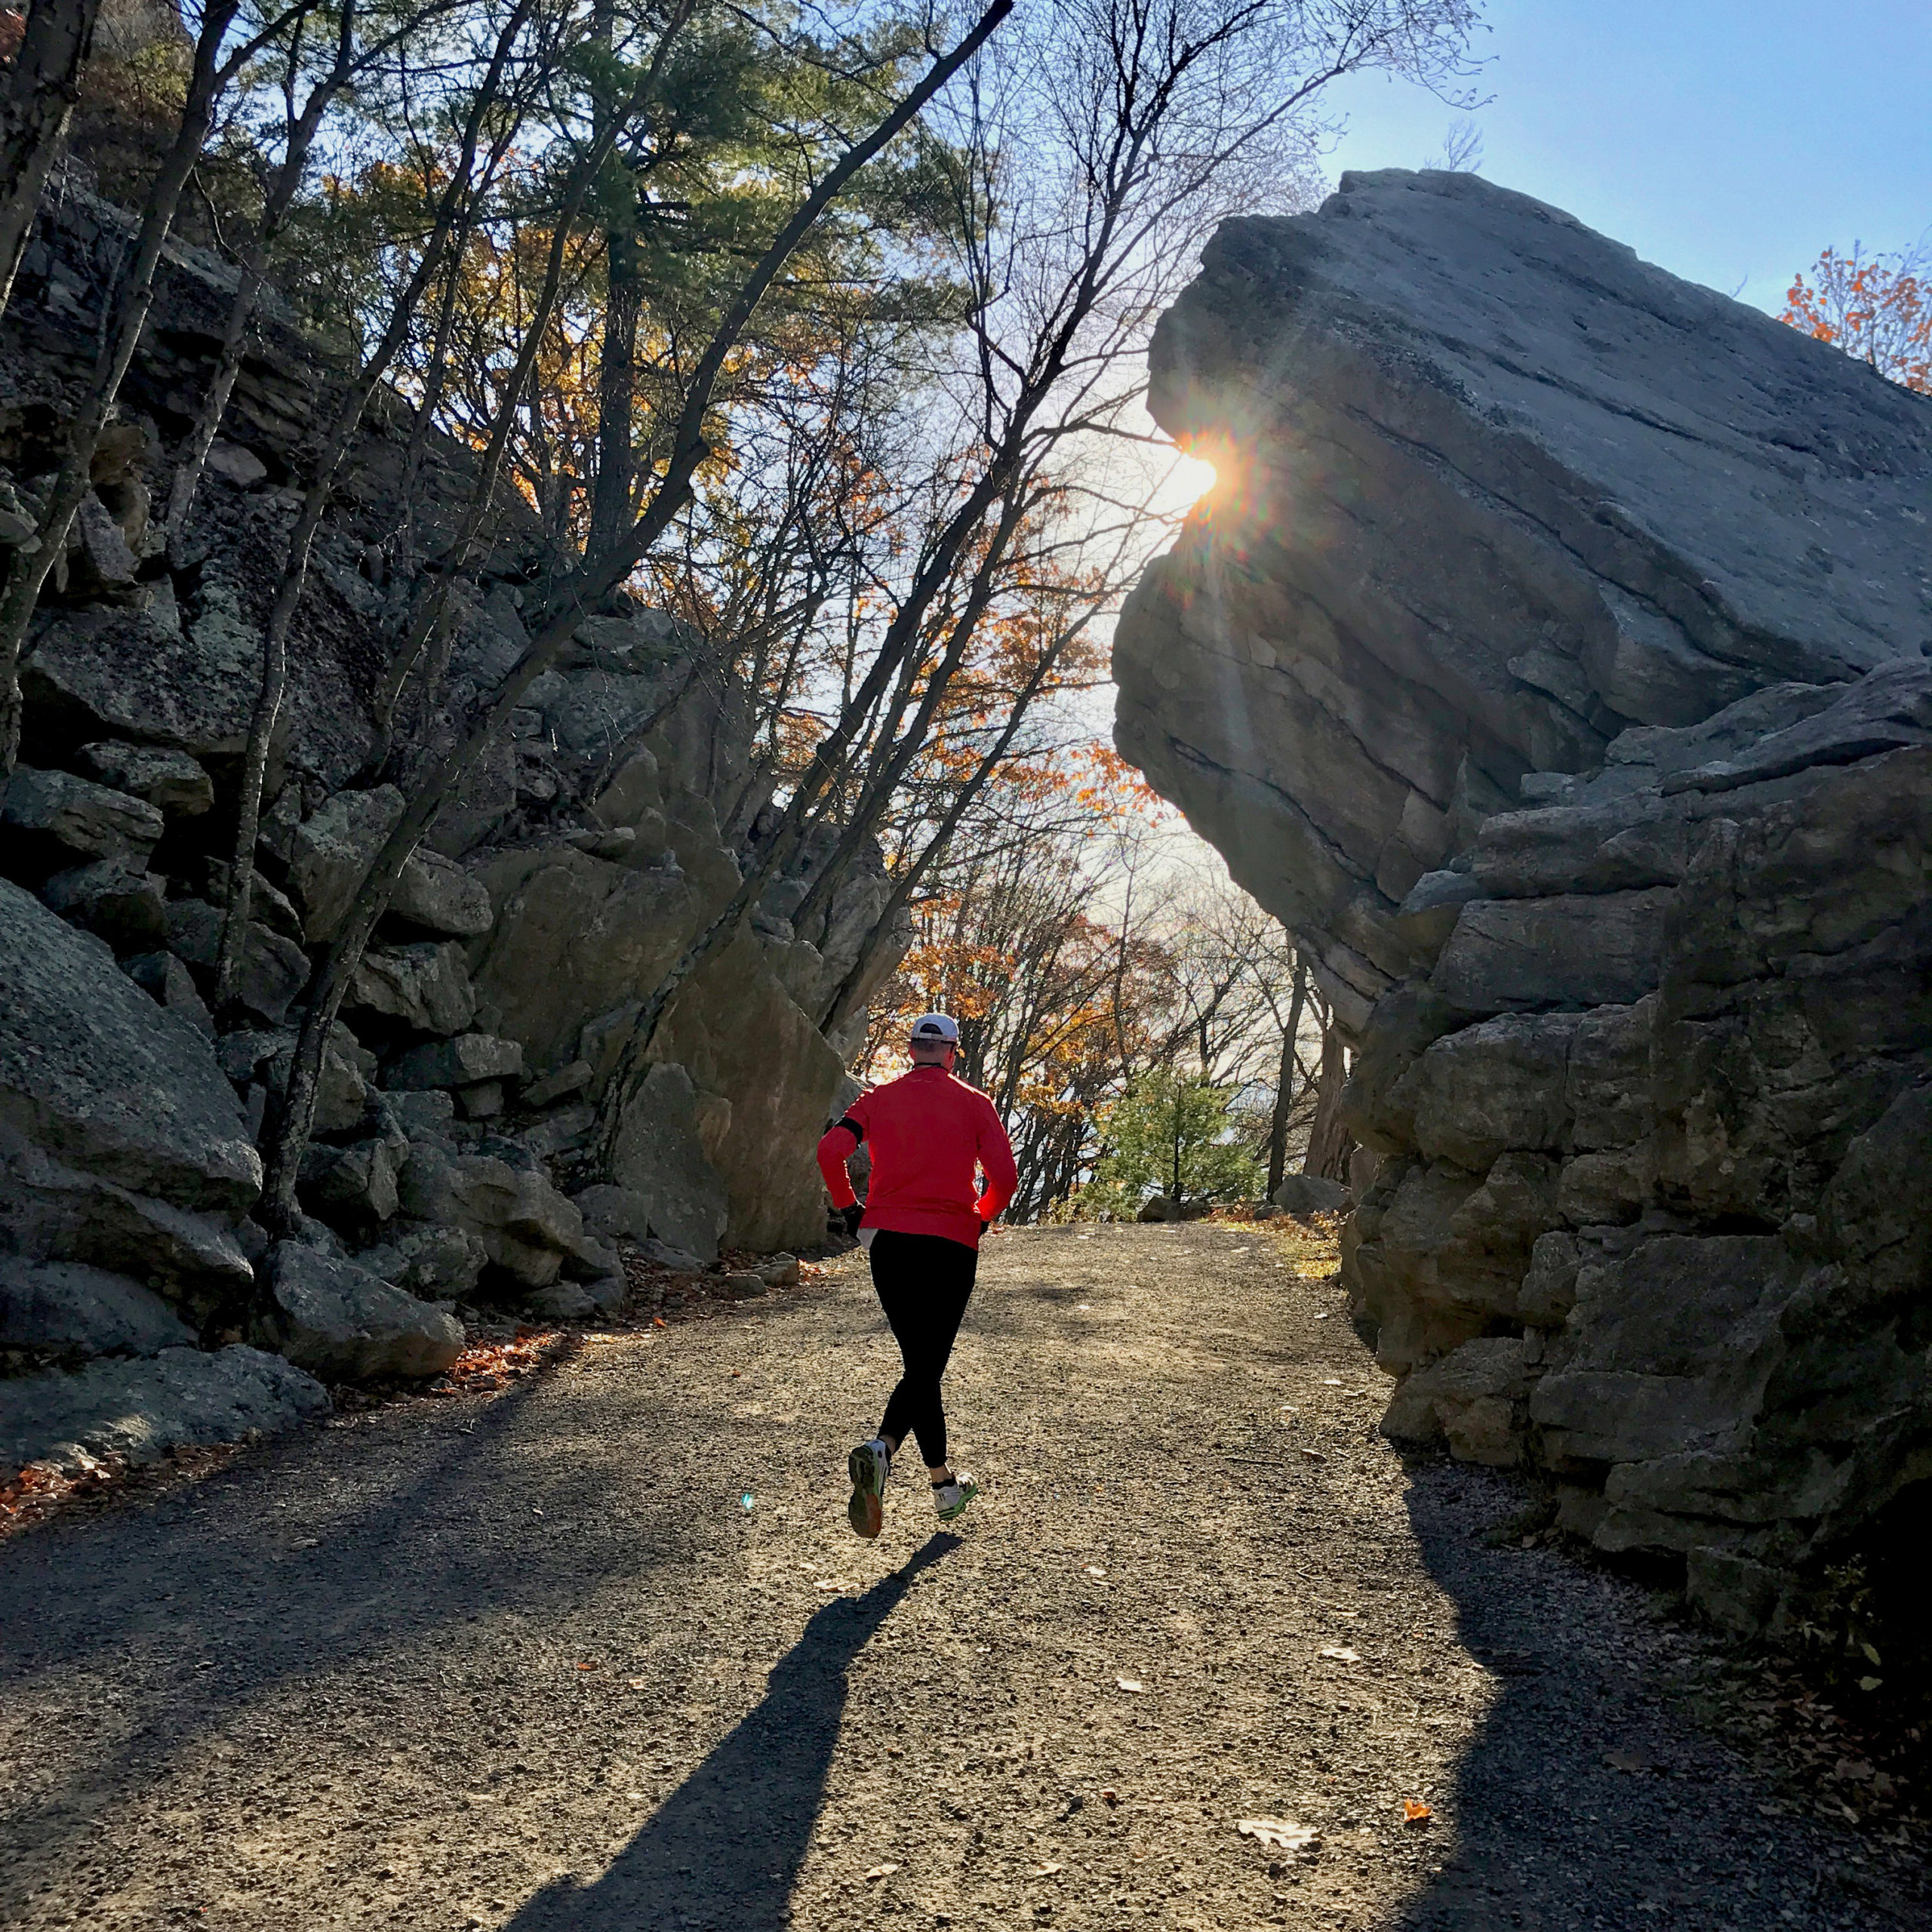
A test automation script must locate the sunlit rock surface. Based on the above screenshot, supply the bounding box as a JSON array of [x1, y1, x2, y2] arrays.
[[1115, 168, 1932, 1635]]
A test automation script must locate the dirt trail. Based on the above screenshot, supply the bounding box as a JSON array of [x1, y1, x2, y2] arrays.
[[2, 1223, 1926, 1931]]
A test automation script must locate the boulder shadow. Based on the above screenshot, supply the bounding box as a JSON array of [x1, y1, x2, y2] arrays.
[[504, 1531, 960, 1932], [1376, 1464, 1924, 1932]]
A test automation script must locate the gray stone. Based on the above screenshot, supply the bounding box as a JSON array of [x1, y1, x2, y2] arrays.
[[286, 786, 403, 943], [266, 1023, 369, 1136], [1431, 891, 1673, 1015], [204, 440, 268, 487], [1115, 164, 1932, 1023], [3, 764, 162, 864], [124, 952, 216, 1037], [1397, 1013, 1579, 1173], [571, 1183, 655, 1243], [254, 1242, 463, 1383], [39, 857, 167, 952], [718, 1272, 768, 1301], [387, 1032, 525, 1092], [386, 1088, 457, 1143], [165, 897, 310, 1027], [391, 846, 494, 938], [1269, 1174, 1350, 1216], [640, 1237, 707, 1274], [0, 1258, 198, 1358], [522, 1058, 592, 1109], [0, 879, 260, 1214], [297, 1137, 400, 1244], [20, 601, 256, 761], [71, 489, 139, 592], [456, 1081, 503, 1119], [525, 1281, 596, 1322], [345, 942, 476, 1037], [288, 787, 494, 946], [608, 1062, 731, 1263], [0, 1343, 330, 1475], [583, 1275, 629, 1315], [1380, 1336, 1537, 1466], [758, 1252, 801, 1288], [356, 1223, 487, 1300], [395, 1144, 583, 1289], [75, 741, 214, 815]]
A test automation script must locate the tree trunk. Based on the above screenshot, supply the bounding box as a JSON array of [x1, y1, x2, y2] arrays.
[[0, 0, 104, 318], [590, 205, 643, 555], [1266, 951, 1307, 1197], [1302, 1020, 1353, 1183]]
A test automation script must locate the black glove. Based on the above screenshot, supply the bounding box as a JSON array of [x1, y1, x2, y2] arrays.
[[839, 1203, 863, 1239]]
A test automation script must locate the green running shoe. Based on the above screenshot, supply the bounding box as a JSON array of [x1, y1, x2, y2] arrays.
[[848, 1437, 889, 1539], [932, 1474, 979, 1522]]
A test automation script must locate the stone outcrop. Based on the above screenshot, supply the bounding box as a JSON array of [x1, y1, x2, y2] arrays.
[[0, 183, 907, 1472], [1115, 168, 1932, 1637]]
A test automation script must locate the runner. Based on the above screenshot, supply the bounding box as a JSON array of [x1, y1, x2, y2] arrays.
[[817, 1013, 1018, 1538]]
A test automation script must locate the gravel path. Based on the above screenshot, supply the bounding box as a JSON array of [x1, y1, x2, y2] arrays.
[[2, 1223, 1926, 1931]]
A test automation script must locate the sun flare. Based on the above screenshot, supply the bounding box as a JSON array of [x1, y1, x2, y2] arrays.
[[1168, 452, 1219, 508]]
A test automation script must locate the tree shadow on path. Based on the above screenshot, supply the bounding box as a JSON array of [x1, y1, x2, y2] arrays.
[[505, 1531, 961, 1932]]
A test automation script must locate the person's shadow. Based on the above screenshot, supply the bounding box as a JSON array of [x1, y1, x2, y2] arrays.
[[506, 1532, 960, 1932]]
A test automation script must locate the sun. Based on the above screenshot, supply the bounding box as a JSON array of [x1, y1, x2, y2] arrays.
[[1170, 452, 1218, 505]]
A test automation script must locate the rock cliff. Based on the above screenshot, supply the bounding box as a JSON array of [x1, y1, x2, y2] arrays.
[[1, 187, 898, 1474], [1115, 169, 1932, 1637]]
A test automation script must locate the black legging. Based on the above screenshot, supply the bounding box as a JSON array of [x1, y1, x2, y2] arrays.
[[869, 1230, 977, 1469]]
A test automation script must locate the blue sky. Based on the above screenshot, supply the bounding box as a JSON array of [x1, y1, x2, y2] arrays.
[[1315, 0, 1932, 313]]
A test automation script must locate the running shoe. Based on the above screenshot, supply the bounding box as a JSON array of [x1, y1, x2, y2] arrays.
[[847, 1437, 890, 1539], [932, 1474, 980, 1522]]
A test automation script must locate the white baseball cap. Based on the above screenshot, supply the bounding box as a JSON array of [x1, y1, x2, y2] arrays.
[[909, 1012, 959, 1042]]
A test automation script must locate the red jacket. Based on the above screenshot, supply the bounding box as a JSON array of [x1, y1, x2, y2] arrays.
[[817, 1065, 1018, 1250]]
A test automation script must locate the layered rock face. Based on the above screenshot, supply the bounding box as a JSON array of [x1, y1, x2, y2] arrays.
[[1115, 169, 1932, 1635], [1, 188, 899, 1470]]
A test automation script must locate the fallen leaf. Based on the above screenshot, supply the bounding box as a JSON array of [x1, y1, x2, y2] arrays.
[[1604, 1748, 1650, 1773], [1319, 1646, 1359, 1664], [626, 1678, 648, 1689], [1031, 1863, 1064, 1878], [1084, 1564, 1107, 1577], [1115, 1676, 1146, 1693], [1237, 1817, 1321, 1852], [1299, 1447, 1326, 1461], [577, 1661, 595, 1672], [1403, 1799, 1433, 1824], [864, 1863, 900, 1881], [1100, 1788, 1118, 1804], [1321, 1377, 1343, 1386], [1858, 1675, 1883, 1693]]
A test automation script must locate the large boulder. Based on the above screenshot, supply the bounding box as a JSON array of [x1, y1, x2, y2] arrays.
[[0, 1344, 329, 1475], [606, 1061, 731, 1263], [0, 878, 260, 1216], [1115, 168, 1932, 1032], [1115, 168, 1932, 1638], [1270, 1174, 1350, 1217], [253, 1243, 463, 1383], [0, 1258, 198, 1360]]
